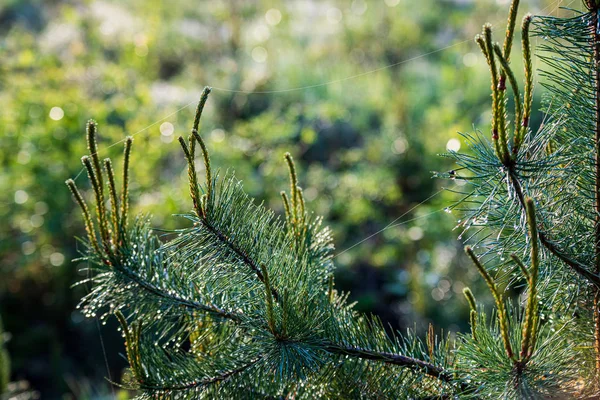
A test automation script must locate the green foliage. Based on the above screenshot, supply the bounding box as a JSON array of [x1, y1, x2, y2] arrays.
[[63, 0, 600, 397], [5, 0, 580, 397], [70, 96, 460, 398], [3, 1, 527, 395], [456, 305, 577, 399], [444, 0, 600, 397]]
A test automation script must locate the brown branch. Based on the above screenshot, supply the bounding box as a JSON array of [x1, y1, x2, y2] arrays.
[[323, 342, 453, 383], [508, 170, 600, 287], [198, 218, 281, 303], [115, 263, 243, 322], [140, 356, 262, 391]]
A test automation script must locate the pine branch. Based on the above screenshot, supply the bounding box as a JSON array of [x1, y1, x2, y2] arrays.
[[113, 260, 244, 322], [519, 199, 539, 361], [81, 155, 111, 254], [120, 136, 133, 232], [446, 4, 600, 395], [140, 357, 262, 392], [508, 169, 600, 286], [85, 121, 111, 248], [103, 158, 120, 243], [70, 77, 474, 397], [517, 14, 533, 152], [587, 1, 600, 381], [197, 215, 281, 303], [65, 179, 101, 255], [322, 343, 452, 382], [465, 246, 515, 360]]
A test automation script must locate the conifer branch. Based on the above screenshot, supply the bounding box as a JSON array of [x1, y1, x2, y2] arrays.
[[197, 217, 281, 303], [445, 2, 597, 394], [181, 93, 282, 303], [465, 246, 514, 360], [114, 255, 458, 390], [113, 260, 244, 322], [82, 155, 111, 253], [120, 137, 133, 232], [70, 93, 477, 396], [477, 28, 506, 162], [519, 198, 539, 361], [179, 136, 203, 218], [191, 129, 212, 205], [85, 121, 110, 243], [508, 170, 600, 286], [510, 253, 530, 282], [588, 0, 600, 381], [261, 264, 277, 335], [501, 0, 520, 62], [284, 152, 299, 221], [323, 343, 453, 383], [463, 287, 476, 311], [297, 186, 306, 226], [517, 14, 533, 153], [192, 87, 212, 133], [103, 158, 120, 243], [484, 25, 510, 163], [65, 179, 101, 255], [86, 120, 104, 197], [281, 191, 291, 222], [493, 43, 522, 147], [140, 357, 263, 392]]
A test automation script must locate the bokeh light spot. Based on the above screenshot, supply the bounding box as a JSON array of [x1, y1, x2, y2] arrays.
[[50, 252, 65, 266], [15, 190, 29, 204], [265, 9, 282, 25], [22, 241, 36, 256], [252, 46, 268, 63], [446, 138, 461, 152], [49, 106, 64, 121], [160, 122, 174, 136], [392, 138, 408, 154], [408, 226, 424, 241]]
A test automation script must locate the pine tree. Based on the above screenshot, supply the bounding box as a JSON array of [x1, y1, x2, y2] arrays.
[[66, 1, 600, 398]]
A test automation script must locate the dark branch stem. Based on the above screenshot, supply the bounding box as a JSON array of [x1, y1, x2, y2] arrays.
[[140, 356, 262, 391], [199, 218, 281, 302], [114, 263, 243, 322], [116, 257, 467, 390], [323, 342, 453, 383], [508, 170, 600, 287]]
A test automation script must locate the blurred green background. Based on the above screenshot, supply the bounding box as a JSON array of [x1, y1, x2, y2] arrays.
[[0, 0, 559, 398]]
